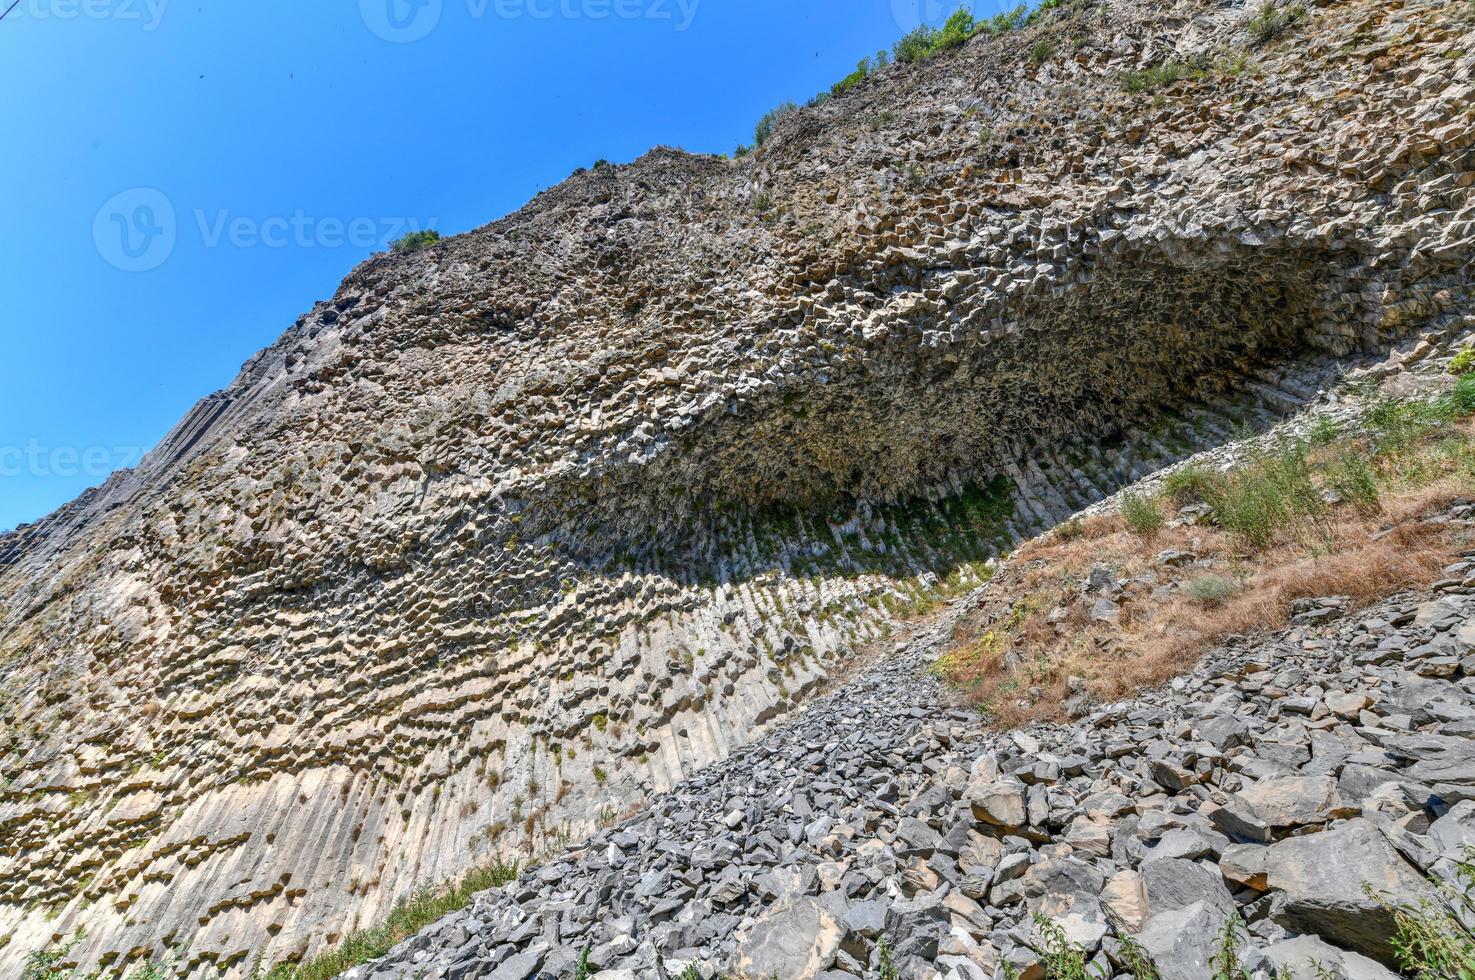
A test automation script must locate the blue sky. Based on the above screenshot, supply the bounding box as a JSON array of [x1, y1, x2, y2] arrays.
[[0, 0, 1012, 532]]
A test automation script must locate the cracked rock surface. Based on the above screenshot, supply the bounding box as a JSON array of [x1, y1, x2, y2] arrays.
[[0, 0, 1471, 973]]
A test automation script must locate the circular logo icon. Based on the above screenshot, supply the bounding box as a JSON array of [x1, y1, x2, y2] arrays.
[[359, 0, 442, 42], [890, 0, 956, 32], [93, 188, 177, 273]]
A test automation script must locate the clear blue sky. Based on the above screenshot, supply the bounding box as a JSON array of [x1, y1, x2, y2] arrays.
[[0, 0, 1016, 532]]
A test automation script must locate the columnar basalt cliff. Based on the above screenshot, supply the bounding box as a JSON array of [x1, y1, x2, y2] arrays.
[[1, 0, 1471, 974]]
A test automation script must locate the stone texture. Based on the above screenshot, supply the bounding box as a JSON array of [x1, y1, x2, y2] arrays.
[[0, 0, 1471, 973]]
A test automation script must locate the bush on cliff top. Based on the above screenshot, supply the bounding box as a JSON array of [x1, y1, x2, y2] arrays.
[[390, 229, 441, 254], [740, 0, 1061, 156]]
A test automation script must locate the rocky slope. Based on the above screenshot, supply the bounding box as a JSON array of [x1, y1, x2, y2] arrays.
[[349, 502, 1475, 980], [0, 0, 1472, 974]]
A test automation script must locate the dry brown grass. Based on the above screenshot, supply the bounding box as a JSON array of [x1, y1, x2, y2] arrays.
[[937, 442, 1475, 729]]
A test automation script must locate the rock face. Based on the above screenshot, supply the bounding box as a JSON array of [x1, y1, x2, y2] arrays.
[[347, 529, 1475, 980], [0, 0, 1471, 973]]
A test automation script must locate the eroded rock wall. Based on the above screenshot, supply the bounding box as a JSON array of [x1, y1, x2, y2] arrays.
[[0, 0, 1470, 973]]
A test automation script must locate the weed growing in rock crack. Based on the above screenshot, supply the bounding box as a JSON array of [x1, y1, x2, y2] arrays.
[[1372, 845, 1475, 976], [21, 931, 82, 980], [573, 945, 593, 980], [1030, 914, 1105, 978], [1122, 57, 1208, 93], [1246, 1, 1307, 46], [877, 936, 899, 979], [1211, 914, 1255, 980], [1030, 39, 1057, 65], [1114, 933, 1161, 979], [258, 859, 522, 980]]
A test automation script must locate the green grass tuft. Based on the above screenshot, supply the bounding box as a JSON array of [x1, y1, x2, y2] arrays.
[[1122, 57, 1209, 93], [1201, 442, 1323, 548], [1246, 1, 1307, 45], [1121, 491, 1165, 538], [390, 229, 441, 254], [260, 860, 522, 980], [1184, 574, 1238, 607]]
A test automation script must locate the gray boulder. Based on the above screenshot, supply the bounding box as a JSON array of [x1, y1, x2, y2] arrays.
[[1263, 935, 1400, 980], [1267, 819, 1438, 964], [731, 897, 842, 979]]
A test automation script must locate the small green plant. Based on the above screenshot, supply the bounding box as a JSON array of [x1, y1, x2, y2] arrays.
[[1211, 915, 1255, 980], [1448, 346, 1475, 376], [124, 962, 173, 980], [892, 4, 1017, 63], [830, 51, 889, 98], [1376, 845, 1475, 977], [878, 936, 899, 980], [573, 945, 593, 980], [1055, 516, 1085, 541], [1246, 1, 1307, 45], [390, 229, 441, 254], [752, 102, 798, 148], [1453, 373, 1475, 416], [1161, 464, 1215, 506], [1121, 491, 1165, 538], [260, 859, 522, 979], [1184, 574, 1238, 607], [1030, 39, 1057, 65], [1122, 57, 1208, 93], [1307, 415, 1343, 447], [1323, 450, 1381, 514], [1202, 441, 1322, 548], [1031, 914, 1107, 979], [1114, 934, 1161, 979], [22, 932, 83, 980]]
